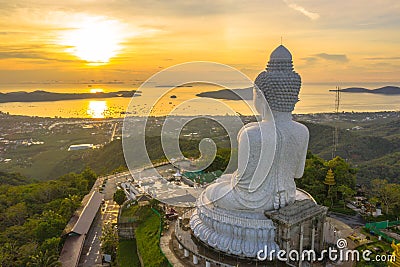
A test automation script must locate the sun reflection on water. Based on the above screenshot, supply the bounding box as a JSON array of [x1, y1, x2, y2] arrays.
[[90, 88, 104, 93], [87, 101, 107, 118]]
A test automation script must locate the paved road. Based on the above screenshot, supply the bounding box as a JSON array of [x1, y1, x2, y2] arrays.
[[328, 212, 365, 228], [48, 118, 122, 130], [78, 213, 102, 266], [160, 221, 185, 267], [110, 122, 118, 142]]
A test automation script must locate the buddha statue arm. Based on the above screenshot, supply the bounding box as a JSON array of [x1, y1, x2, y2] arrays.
[[294, 127, 309, 178]]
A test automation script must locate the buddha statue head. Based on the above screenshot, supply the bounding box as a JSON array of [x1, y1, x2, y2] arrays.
[[254, 45, 301, 114]]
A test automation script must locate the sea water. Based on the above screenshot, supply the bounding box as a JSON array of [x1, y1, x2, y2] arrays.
[[0, 82, 399, 118]]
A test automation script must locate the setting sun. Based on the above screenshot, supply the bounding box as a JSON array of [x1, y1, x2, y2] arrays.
[[60, 18, 125, 65]]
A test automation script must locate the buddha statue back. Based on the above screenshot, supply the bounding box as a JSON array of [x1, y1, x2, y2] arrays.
[[190, 44, 310, 258]]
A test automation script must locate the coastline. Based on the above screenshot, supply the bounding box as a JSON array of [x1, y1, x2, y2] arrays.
[[1, 110, 398, 120]]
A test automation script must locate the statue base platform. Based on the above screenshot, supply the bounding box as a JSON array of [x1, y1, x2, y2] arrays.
[[189, 190, 279, 258], [187, 189, 327, 265]]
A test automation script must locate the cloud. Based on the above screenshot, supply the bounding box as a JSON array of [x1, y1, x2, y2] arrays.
[[301, 57, 318, 64], [0, 51, 83, 63], [364, 56, 400, 60], [301, 53, 349, 65], [283, 0, 320, 20], [314, 53, 348, 62], [0, 31, 30, 35]]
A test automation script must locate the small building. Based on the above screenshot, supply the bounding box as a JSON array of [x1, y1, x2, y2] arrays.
[[68, 144, 94, 151], [265, 199, 328, 266]]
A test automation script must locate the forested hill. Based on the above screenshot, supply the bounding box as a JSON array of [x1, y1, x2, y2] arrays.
[[302, 117, 400, 185], [0, 169, 97, 265], [0, 171, 33, 186], [303, 122, 399, 163]]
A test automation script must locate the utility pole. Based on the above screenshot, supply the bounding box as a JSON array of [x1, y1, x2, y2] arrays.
[[332, 86, 341, 158]]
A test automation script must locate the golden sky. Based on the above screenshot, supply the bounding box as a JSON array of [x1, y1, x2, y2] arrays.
[[0, 0, 399, 84]]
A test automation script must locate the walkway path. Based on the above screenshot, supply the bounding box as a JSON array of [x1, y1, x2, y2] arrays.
[[160, 222, 185, 267]]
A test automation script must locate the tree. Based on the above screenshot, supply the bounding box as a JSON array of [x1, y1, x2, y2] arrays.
[[295, 152, 328, 204], [81, 167, 97, 189], [113, 189, 126, 206], [371, 179, 400, 215], [58, 195, 80, 220], [28, 250, 60, 267], [17, 242, 38, 266], [4, 202, 28, 226], [100, 224, 118, 260], [34, 210, 65, 242], [327, 157, 357, 189], [0, 242, 18, 267], [204, 155, 225, 172], [39, 237, 61, 255], [112, 166, 128, 174], [0, 169, 98, 267], [204, 148, 231, 173], [337, 185, 356, 208]]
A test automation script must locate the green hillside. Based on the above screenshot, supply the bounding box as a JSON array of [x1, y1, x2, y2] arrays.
[[357, 152, 400, 184], [304, 122, 397, 163]]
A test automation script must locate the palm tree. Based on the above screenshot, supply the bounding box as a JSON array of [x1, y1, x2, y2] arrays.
[[28, 250, 60, 267]]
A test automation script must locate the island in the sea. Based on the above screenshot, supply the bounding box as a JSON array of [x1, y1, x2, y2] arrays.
[[331, 86, 400, 95], [196, 87, 252, 100], [0, 90, 138, 103]]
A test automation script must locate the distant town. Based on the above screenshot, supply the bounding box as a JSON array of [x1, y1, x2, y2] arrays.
[[1, 110, 399, 168]]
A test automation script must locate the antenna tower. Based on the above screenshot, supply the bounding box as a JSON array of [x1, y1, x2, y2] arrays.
[[332, 86, 341, 158]]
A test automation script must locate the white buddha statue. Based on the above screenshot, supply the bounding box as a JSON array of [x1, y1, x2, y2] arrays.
[[190, 45, 309, 258], [204, 44, 309, 212]]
